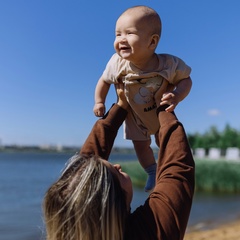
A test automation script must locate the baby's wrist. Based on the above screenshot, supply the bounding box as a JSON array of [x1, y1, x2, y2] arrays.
[[95, 102, 105, 105]]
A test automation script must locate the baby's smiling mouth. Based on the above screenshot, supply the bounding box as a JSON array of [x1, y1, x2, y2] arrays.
[[120, 46, 130, 50]]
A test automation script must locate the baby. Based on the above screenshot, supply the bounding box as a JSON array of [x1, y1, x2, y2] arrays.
[[93, 5, 192, 192]]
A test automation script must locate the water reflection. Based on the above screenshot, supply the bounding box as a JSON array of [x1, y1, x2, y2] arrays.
[[188, 192, 240, 231]]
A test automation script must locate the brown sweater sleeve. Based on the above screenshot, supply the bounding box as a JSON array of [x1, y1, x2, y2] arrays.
[[152, 109, 195, 239], [125, 108, 195, 240], [79, 104, 128, 160]]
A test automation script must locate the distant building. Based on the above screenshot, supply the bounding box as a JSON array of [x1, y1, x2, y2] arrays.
[[225, 147, 240, 161]]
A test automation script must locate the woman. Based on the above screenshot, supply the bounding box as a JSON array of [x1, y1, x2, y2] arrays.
[[43, 82, 195, 240]]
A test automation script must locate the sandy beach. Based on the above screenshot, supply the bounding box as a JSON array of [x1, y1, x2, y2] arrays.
[[185, 219, 240, 240]]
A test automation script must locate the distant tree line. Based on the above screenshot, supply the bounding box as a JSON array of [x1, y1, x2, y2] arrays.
[[188, 124, 240, 153]]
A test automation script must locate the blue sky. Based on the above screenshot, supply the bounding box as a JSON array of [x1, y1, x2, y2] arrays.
[[1, 0, 240, 147]]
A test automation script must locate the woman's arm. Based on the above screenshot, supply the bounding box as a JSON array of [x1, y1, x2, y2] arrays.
[[125, 83, 195, 240], [151, 106, 195, 240], [149, 85, 195, 239]]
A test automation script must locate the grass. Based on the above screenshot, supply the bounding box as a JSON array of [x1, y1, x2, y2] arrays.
[[120, 159, 240, 193], [120, 161, 147, 189], [195, 159, 240, 193]]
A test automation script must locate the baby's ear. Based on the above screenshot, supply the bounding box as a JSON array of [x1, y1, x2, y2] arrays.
[[149, 34, 160, 50]]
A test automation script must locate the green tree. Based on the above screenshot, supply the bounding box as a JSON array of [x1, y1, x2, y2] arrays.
[[220, 124, 240, 149], [187, 124, 240, 150]]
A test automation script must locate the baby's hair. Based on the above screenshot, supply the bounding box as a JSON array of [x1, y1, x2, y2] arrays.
[[122, 5, 162, 37]]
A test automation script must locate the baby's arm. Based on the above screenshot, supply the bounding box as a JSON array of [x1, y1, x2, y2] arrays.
[[93, 76, 110, 117], [161, 77, 192, 112]]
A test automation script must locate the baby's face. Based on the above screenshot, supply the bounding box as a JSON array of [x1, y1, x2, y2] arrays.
[[114, 13, 153, 64]]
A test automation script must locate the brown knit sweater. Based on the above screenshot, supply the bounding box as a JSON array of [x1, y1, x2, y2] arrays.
[[80, 104, 195, 240]]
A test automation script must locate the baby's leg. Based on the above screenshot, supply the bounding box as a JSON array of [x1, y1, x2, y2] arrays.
[[132, 139, 156, 192]]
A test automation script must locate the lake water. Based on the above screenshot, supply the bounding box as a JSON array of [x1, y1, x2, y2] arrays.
[[1, 152, 240, 240]]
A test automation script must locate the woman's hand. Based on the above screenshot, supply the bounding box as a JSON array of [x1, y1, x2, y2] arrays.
[[116, 82, 129, 110], [154, 79, 168, 107], [160, 91, 180, 112]]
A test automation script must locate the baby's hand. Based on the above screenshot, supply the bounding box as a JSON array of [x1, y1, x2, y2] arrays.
[[160, 91, 180, 112], [93, 103, 105, 117]]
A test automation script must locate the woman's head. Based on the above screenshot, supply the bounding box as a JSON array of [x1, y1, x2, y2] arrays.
[[43, 154, 132, 240]]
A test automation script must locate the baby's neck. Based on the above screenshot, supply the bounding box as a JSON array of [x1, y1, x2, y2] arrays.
[[131, 54, 159, 72]]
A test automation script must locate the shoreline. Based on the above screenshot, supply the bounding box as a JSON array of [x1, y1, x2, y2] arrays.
[[185, 218, 240, 240]]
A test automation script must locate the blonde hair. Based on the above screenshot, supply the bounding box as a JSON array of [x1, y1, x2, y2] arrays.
[[43, 154, 127, 240], [122, 5, 162, 37]]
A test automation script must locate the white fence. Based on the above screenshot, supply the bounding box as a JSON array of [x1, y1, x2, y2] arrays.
[[194, 147, 240, 162]]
